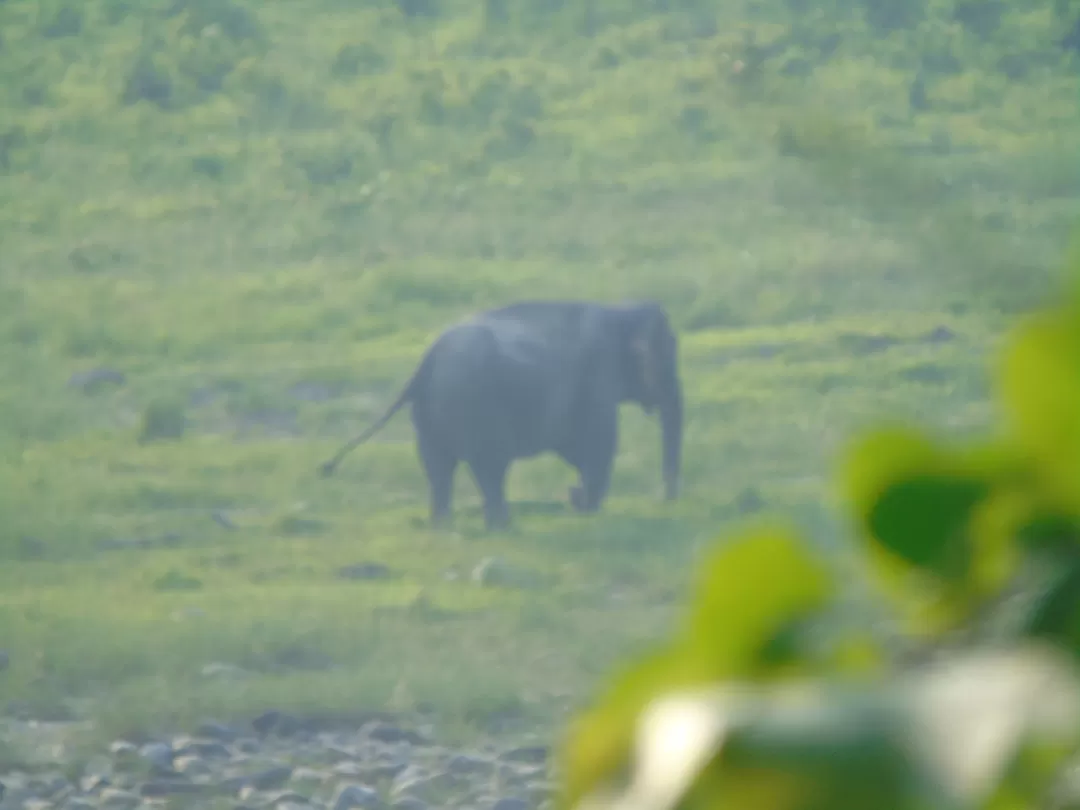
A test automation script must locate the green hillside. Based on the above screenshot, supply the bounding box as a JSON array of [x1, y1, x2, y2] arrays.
[[0, 0, 1078, 746]]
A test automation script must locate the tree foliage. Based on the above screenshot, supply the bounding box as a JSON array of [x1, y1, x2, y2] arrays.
[[558, 234, 1080, 810]]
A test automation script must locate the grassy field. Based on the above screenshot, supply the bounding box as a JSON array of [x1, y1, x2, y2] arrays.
[[0, 0, 1078, 753]]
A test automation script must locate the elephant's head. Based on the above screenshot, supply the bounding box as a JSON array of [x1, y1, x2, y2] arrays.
[[621, 302, 684, 501]]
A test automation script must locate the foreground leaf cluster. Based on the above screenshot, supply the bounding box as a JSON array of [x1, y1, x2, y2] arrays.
[[559, 234, 1080, 810]]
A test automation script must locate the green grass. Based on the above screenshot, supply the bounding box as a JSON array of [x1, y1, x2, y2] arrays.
[[0, 0, 1078, 751]]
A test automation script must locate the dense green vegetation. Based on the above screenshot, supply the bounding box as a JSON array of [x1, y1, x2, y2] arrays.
[[0, 0, 1077, 751]]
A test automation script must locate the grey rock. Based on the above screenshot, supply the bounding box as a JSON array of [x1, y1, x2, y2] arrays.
[[391, 798, 428, 810], [212, 509, 239, 530], [337, 562, 396, 581], [365, 723, 427, 746], [261, 789, 311, 807], [200, 662, 250, 680], [138, 742, 174, 773], [171, 754, 212, 778], [523, 782, 554, 806], [68, 367, 126, 392], [331, 762, 366, 779], [195, 719, 240, 741], [98, 787, 141, 810], [79, 774, 109, 793], [236, 737, 263, 754], [251, 765, 295, 791], [360, 760, 408, 781], [218, 774, 253, 795], [332, 783, 382, 810], [108, 740, 137, 758], [139, 779, 202, 797], [319, 745, 357, 765], [174, 737, 233, 760], [447, 754, 494, 775], [391, 770, 468, 803], [291, 769, 332, 798], [253, 710, 300, 737], [500, 746, 548, 765], [26, 772, 68, 799], [471, 557, 543, 589], [491, 799, 530, 810], [66, 800, 97, 810]]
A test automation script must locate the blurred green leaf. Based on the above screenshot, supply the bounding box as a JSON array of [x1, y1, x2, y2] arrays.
[[684, 523, 833, 679], [839, 424, 944, 522], [996, 309, 1080, 510], [868, 474, 989, 579]]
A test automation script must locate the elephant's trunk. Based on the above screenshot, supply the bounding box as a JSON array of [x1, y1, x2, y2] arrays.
[[659, 380, 683, 500]]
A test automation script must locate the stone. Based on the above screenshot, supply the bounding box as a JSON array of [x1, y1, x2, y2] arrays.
[[172, 754, 213, 778], [174, 738, 233, 760], [491, 798, 530, 810], [500, 746, 548, 765], [262, 789, 311, 807], [108, 740, 138, 758], [251, 765, 295, 791], [138, 742, 175, 774], [253, 710, 300, 737], [196, 720, 241, 742], [139, 779, 203, 797], [79, 774, 109, 793], [391, 770, 468, 804], [471, 557, 543, 589], [290, 767, 331, 794], [201, 662, 250, 680], [68, 367, 126, 392], [365, 723, 427, 746], [98, 787, 141, 810], [332, 782, 382, 810], [336, 562, 396, 581], [331, 762, 366, 779]]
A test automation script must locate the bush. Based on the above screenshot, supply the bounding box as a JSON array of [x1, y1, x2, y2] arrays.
[[138, 398, 188, 444], [558, 230, 1080, 810]]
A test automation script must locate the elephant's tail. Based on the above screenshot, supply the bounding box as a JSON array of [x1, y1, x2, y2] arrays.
[[317, 351, 431, 477]]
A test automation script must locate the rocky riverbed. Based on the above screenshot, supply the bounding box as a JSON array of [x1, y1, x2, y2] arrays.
[[0, 712, 556, 810]]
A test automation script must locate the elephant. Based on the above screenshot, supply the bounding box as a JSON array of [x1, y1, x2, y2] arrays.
[[318, 299, 684, 531]]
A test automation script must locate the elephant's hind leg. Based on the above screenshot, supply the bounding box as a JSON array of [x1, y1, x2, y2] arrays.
[[416, 426, 458, 529], [466, 456, 511, 531]]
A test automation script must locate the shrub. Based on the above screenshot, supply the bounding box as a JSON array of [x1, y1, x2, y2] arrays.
[[558, 231, 1080, 810], [138, 398, 188, 444]]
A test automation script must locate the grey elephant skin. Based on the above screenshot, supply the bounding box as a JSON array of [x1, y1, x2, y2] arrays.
[[319, 300, 684, 531]]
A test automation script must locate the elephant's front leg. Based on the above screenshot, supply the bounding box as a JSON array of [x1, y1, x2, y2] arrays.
[[568, 404, 617, 513]]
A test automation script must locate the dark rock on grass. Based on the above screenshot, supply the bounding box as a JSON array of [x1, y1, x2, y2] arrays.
[[195, 719, 241, 742], [139, 778, 204, 797], [365, 722, 430, 746], [333, 782, 383, 810], [836, 332, 902, 355], [249, 764, 295, 790], [68, 367, 126, 393], [924, 324, 958, 343], [253, 710, 302, 738], [337, 562, 397, 581], [499, 745, 548, 765]]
